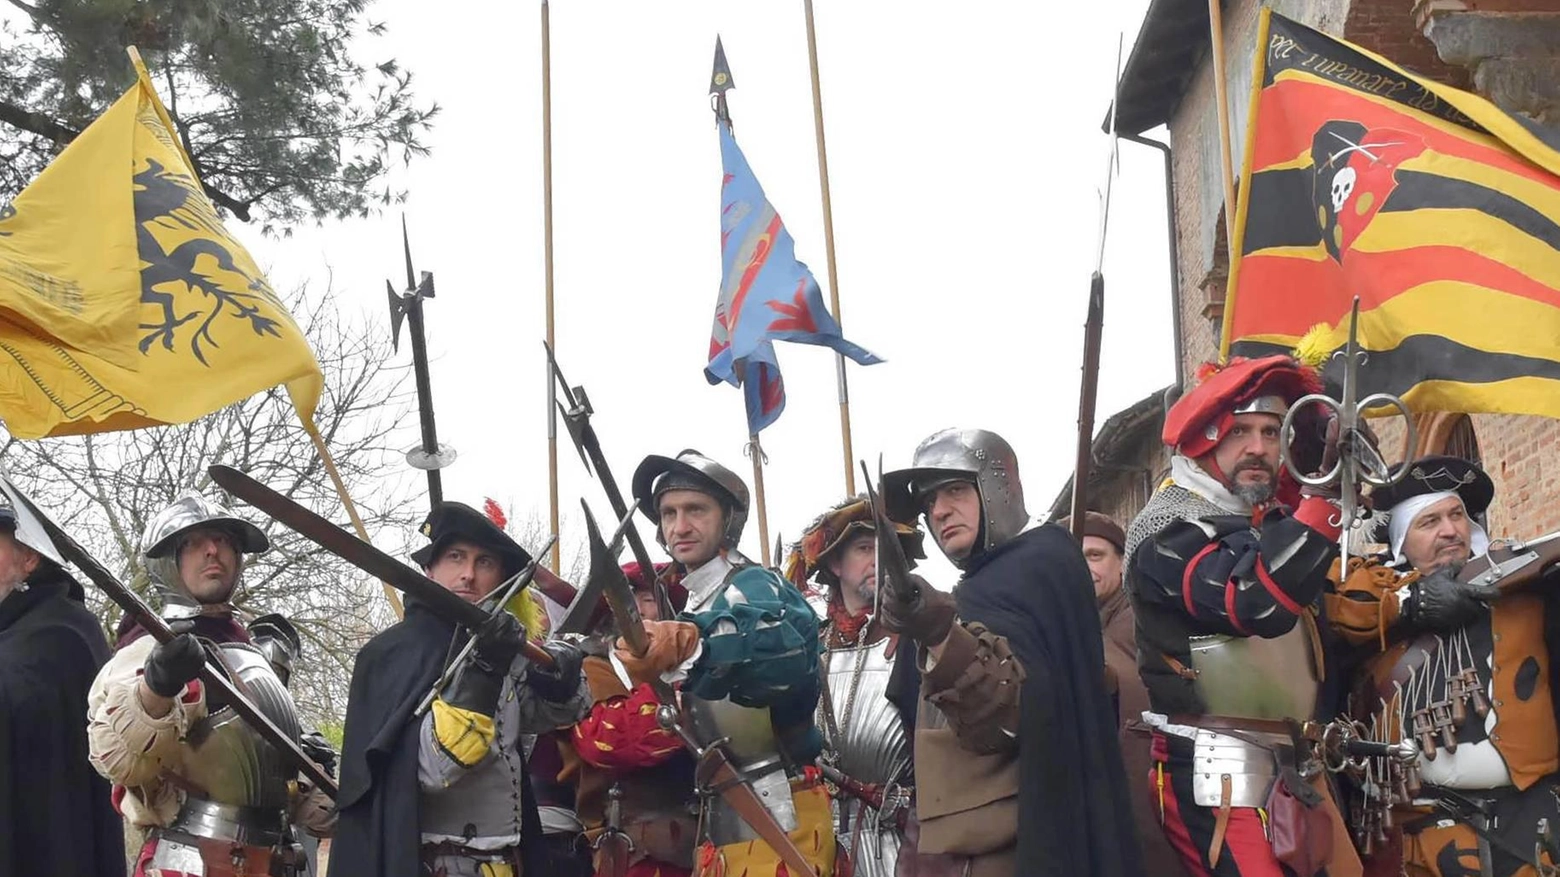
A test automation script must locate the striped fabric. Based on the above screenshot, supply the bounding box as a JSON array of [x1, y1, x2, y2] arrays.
[[1224, 10, 1560, 417]]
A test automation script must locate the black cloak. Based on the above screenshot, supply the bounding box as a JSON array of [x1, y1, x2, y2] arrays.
[[0, 572, 124, 877], [332, 597, 545, 877], [891, 524, 1142, 877]]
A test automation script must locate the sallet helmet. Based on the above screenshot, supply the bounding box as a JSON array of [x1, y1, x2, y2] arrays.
[[142, 491, 269, 592], [882, 428, 1029, 567]]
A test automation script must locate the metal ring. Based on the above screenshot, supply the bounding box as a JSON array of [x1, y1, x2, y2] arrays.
[[1355, 392, 1416, 486], [1282, 393, 1344, 487]]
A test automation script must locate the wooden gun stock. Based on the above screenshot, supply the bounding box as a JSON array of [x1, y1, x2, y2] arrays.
[[1457, 531, 1560, 595]]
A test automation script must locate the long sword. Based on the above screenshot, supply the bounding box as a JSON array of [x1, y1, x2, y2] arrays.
[[208, 465, 555, 669]]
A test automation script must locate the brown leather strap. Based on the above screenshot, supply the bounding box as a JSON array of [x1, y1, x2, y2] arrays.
[[1161, 652, 1199, 681], [1208, 774, 1232, 868]]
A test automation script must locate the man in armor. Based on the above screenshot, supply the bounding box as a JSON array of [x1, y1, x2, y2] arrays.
[[1056, 511, 1183, 877], [0, 477, 124, 876], [1124, 355, 1363, 877], [567, 561, 697, 877], [881, 428, 1140, 877], [611, 449, 834, 877], [1327, 455, 1560, 876], [333, 500, 589, 877], [87, 491, 335, 876], [785, 496, 925, 877]]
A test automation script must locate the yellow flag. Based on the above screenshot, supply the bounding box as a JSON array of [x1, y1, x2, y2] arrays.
[[0, 63, 322, 439]]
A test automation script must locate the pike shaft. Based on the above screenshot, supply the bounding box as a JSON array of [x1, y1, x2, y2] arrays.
[[541, 0, 561, 574], [406, 300, 443, 508], [803, 0, 857, 497], [1070, 272, 1105, 539]]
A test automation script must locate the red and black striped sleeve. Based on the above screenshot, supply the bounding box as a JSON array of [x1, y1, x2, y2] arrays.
[[1132, 496, 1341, 637]]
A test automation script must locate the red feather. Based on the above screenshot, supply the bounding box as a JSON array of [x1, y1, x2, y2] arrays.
[[482, 498, 508, 531]]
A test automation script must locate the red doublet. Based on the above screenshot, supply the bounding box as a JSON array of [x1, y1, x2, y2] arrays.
[[574, 682, 683, 771]]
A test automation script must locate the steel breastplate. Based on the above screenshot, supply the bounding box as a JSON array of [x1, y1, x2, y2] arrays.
[[180, 642, 301, 810], [683, 694, 798, 847], [1188, 620, 1321, 721], [821, 637, 907, 877], [821, 637, 909, 787]]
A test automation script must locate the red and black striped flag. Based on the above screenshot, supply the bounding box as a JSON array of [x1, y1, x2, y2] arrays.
[[1225, 9, 1560, 417]]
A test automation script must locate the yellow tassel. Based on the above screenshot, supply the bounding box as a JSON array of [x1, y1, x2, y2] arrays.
[[1292, 322, 1337, 368]]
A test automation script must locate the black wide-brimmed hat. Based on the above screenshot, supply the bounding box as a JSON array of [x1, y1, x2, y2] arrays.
[[1371, 455, 1494, 527], [410, 501, 533, 579]]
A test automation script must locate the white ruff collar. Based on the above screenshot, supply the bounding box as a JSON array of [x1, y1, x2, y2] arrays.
[[1169, 455, 1251, 515]]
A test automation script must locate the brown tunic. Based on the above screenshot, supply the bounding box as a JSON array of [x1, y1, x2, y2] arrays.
[[1099, 587, 1185, 877]]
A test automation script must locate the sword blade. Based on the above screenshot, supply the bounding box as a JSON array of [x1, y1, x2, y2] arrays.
[[208, 465, 553, 668], [8, 481, 339, 798]]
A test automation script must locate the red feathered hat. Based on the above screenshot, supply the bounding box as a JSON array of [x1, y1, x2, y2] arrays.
[[1163, 355, 1322, 459]]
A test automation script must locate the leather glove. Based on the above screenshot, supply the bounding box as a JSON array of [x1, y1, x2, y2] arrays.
[[1315, 413, 1385, 480], [614, 620, 700, 687], [445, 612, 526, 717], [142, 630, 206, 698], [1401, 569, 1498, 633], [878, 573, 958, 646], [299, 730, 339, 779], [526, 639, 585, 703]]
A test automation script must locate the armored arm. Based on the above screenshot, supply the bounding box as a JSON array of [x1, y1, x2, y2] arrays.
[[1133, 503, 1338, 638], [921, 623, 1024, 755]]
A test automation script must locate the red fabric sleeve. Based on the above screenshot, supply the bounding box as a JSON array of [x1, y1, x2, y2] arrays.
[[573, 682, 684, 770]]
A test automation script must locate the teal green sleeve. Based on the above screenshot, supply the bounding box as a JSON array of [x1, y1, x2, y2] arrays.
[[680, 566, 821, 715]]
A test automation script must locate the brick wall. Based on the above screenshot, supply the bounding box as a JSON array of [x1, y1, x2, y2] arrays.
[[1160, 0, 1560, 545], [1346, 0, 1473, 86]]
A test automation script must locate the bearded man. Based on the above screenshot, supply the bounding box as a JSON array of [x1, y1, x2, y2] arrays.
[[787, 496, 927, 877], [87, 492, 334, 876], [1125, 356, 1365, 877]]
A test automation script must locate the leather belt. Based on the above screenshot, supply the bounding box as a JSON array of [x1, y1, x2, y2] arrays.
[[1166, 714, 1301, 738], [148, 830, 280, 877]]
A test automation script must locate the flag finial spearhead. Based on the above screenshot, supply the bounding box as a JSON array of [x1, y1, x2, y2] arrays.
[[711, 36, 734, 125]]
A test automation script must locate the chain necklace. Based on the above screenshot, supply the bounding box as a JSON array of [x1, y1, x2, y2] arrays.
[[819, 618, 872, 754]]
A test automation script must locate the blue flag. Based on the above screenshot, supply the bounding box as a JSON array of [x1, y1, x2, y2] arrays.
[[706, 124, 881, 434]]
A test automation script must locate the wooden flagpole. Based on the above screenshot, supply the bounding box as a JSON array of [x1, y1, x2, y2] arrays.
[[802, 0, 857, 498], [541, 0, 561, 573], [747, 434, 772, 567], [1208, 0, 1240, 270], [306, 424, 404, 618]]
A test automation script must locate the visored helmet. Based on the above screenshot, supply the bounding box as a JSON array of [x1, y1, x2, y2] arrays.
[[882, 428, 1029, 567], [632, 450, 750, 550]]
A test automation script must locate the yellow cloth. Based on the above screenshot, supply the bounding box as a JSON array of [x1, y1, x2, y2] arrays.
[[430, 698, 496, 768], [0, 60, 320, 438], [696, 778, 835, 877]]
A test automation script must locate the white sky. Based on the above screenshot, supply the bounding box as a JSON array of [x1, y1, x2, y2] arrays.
[[226, 1, 1173, 589]]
